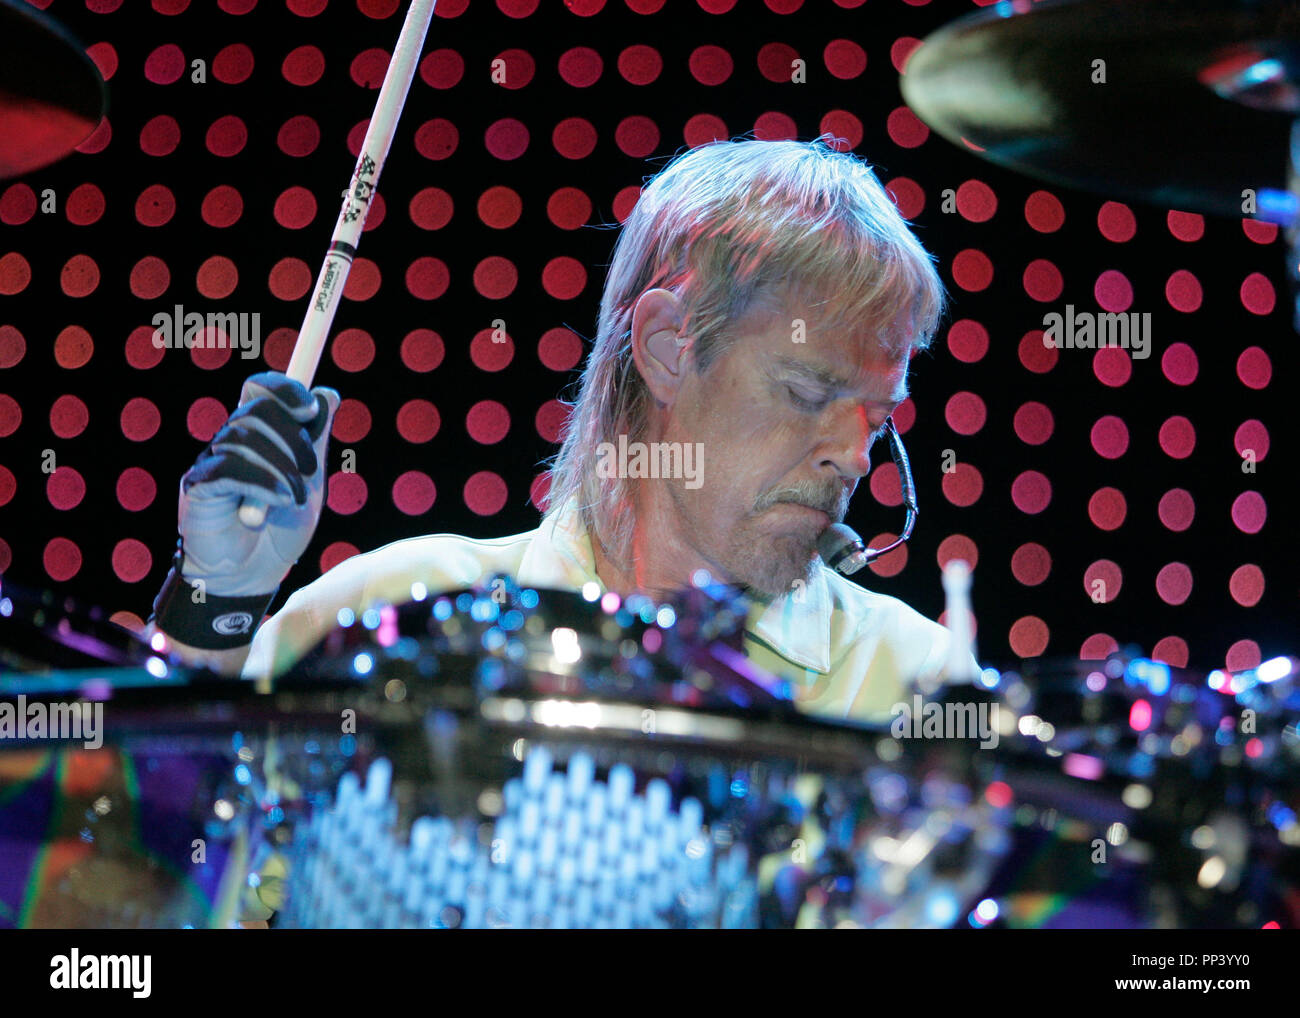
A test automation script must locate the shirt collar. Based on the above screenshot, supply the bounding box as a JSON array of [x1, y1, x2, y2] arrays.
[[523, 499, 834, 675]]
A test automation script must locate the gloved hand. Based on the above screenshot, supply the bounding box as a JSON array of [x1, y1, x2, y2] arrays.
[[178, 372, 339, 598]]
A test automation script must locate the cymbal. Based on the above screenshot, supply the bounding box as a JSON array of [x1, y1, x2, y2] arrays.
[[900, 0, 1299, 218], [0, 0, 106, 180]]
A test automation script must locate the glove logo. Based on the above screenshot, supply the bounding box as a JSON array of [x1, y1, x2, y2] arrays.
[[212, 611, 254, 636]]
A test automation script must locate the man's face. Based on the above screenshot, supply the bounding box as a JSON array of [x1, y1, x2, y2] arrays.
[[659, 289, 913, 600]]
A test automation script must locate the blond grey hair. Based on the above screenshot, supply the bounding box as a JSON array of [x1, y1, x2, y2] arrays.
[[546, 135, 947, 569]]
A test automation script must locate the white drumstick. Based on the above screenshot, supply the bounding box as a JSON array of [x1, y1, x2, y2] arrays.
[[239, 0, 437, 528]]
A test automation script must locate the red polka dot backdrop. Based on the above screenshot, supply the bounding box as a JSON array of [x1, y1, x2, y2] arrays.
[[0, 1, 1292, 677]]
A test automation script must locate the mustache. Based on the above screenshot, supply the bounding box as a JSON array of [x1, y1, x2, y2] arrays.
[[753, 481, 851, 520]]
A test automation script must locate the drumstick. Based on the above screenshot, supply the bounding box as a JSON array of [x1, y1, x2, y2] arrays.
[[238, 0, 437, 528]]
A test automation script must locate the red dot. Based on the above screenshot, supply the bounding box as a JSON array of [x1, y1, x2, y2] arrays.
[[0, 183, 37, 224], [485, 118, 530, 160], [421, 48, 465, 88], [618, 44, 662, 85], [60, 255, 99, 298], [261, 327, 294, 370], [414, 118, 459, 160], [267, 257, 310, 300], [278, 115, 320, 156], [133, 183, 174, 227], [766, 0, 803, 11], [1158, 416, 1195, 459], [936, 534, 977, 571], [218, 0, 257, 12], [539, 327, 583, 371], [1091, 347, 1131, 387], [1242, 219, 1277, 244], [401, 329, 445, 371], [397, 399, 440, 443], [274, 186, 317, 229], [886, 106, 928, 148], [1157, 488, 1195, 532], [0, 255, 33, 296], [478, 186, 522, 229], [497, 0, 539, 16], [331, 329, 375, 372], [757, 42, 799, 83], [866, 533, 907, 577], [1225, 640, 1261, 673], [342, 258, 381, 301], [401, 258, 447, 300], [470, 328, 515, 371], [213, 42, 254, 83], [466, 401, 511, 444], [0, 395, 19, 438], [1011, 542, 1051, 586], [1240, 272, 1276, 315], [44, 538, 82, 582], [358, 0, 399, 15], [818, 111, 862, 150], [47, 467, 86, 510], [945, 320, 987, 363], [823, 38, 866, 79], [206, 115, 248, 157], [698, 0, 736, 10], [889, 36, 922, 73], [320, 541, 359, 574], [410, 187, 454, 229], [1166, 210, 1204, 241], [50, 395, 89, 438], [0, 326, 24, 368], [282, 44, 325, 85], [1237, 346, 1271, 389], [1231, 491, 1267, 534], [1024, 190, 1064, 232], [542, 257, 587, 299], [468, 256, 513, 300], [944, 391, 985, 435], [86, 41, 119, 81], [125, 324, 166, 368], [547, 187, 591, 229], [116, 467, 157, 511], [331, 398, 372, 442], [145, 43, 186, 84], [869, 462, 902, 506], [0, 465, 12, 506], [554, 117, 598, 159], [1097, 201, 1136, 241], [1009, 616, 1049, 658], [1088, 487, 1126, 530], [196, 255, 238, 299], [327, 472, 368, 514], [1080, 634, 1119, 661], [202, 185, 243, 227], [941, 462, 983, 507], [186, 397, 228, 441], [67, 183, 107, 225], [1161, 342, 1198, 385], [121, 397, 161, 441], [1151, 637, 1189, 668], [534, 400, 570, 443], [688, 45, 732, 85], [1233, 420, 1269, 462], [1083, 559, 1122, 602], [1094, 269, 1132, 311], [1018, 331, 1057, 374], [951, 249, 993, 292], [112, 539, 153, 583], [464, 471, 508, 515], [75, 117, 110, 155], [139, 114, 181, 156], [1156, 563, 1193, 605], [955, 179, 996, 223], [1090, 415, 1129, 459], [392, 469, 438, 516], [892, 398, 915, 434], [1022, 259, 1062, 301], [885, 177, 924, 219], [753, 111, 797, 141], [530, 471, 552, 511], [1229, 565, 1264, 607], [558, 46, 603, 87], [1011, 470, 1051, 514], [1165, 269, 1203, 312], [567, 0, 606, 13], [1012, 402, 1053, 445], [351, 47, 391, 88], [190, 328, 231, 371], [613, 185, 641, 222], [128, 257, 169, 300]]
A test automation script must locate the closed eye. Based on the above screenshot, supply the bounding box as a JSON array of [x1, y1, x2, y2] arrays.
[[786, 384, 828, 412]]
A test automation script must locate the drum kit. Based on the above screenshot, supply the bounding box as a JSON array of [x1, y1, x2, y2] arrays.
[[1, 0, 1298, 928]]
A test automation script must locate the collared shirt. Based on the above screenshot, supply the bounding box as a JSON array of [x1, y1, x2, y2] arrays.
[[243, 501, 976, 722]]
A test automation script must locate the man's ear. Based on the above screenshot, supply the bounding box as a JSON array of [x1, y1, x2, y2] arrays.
[[630, 288, 691, 404]]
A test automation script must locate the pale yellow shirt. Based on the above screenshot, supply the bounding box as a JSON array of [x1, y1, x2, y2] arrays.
[[243, 502, 975, 723]]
